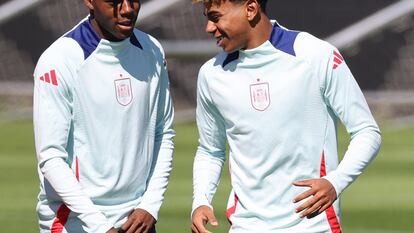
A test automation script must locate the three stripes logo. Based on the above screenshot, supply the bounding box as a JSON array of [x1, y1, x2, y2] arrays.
[[333, 50, 344, 70], [39, 70, 58, 86]]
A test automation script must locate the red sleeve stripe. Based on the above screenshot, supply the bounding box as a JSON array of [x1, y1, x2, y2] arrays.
[[44, 72, 50, 83], [333, 50, 344, 70], [51, 70, 58, 86], [39, 70, 58, 86], [333, 50, 344, 61], [333, 57, 343, 65]]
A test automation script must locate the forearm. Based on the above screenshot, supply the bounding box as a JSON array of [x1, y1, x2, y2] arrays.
[[324, 126, 381, 196], [40, 157, 112, 232], [137, 135, 174, 220], [138, 73, 175, 220], [193, 68, 227, 214], [192, 150, 225, 214], [321, 47, 382, 196]]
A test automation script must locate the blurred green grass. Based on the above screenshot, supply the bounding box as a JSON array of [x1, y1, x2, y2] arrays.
[[0, 120, 413, 232]]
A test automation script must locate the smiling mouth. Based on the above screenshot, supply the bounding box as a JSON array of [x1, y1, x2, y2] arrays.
[[118, 17, 137, 28], [216, 35, 224, 46], [118, 21, 133, 27]]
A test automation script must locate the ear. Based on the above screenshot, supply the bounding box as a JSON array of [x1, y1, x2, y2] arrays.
[[245, 0, 260, 21], [84, 0, 94, 11]]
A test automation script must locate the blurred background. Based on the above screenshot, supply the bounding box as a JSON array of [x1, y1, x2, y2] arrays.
[[0, 0, 413, 232]]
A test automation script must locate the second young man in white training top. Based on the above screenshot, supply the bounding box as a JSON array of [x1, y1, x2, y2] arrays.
[[191, 1, 381, 233]]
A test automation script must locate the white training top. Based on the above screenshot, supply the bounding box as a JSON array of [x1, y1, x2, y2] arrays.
[[33, 17, 174, 233], [193, 21, 381, 233]]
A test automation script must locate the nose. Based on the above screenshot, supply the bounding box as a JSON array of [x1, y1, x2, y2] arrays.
[[120, 0, 135, 16], [205, 20, 216, 34]]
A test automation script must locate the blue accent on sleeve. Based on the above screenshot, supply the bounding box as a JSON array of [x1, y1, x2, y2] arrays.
[[65, 19, 100, 60], [222, 51, 239, 67], [269, 24, 299, 56]]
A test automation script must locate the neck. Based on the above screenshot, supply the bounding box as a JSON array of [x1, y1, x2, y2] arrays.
[[245, 14, 273, 50], [89, 17, 122, 42]]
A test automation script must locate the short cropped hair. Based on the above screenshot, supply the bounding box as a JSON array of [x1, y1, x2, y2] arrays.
[[192, 0, 268, 14]]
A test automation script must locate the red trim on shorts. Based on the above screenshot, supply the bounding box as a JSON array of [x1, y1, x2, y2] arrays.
[[325, 207, 342, 233], [50, 157, 80, 232], [320, 152, 327, 177], [226, 194, 239, 225], [75, 157, 79, 181], [51, 204, 71, 233], [320, 151, 342, 233]]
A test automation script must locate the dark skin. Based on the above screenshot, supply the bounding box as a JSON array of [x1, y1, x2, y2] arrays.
[[84, 0, 140, 41], [118, 209, 156, 233], [202, 0, 272, 53], [82, 1, 156, 233], [192, 1, 272, 231], [192, 1, 337, 232]]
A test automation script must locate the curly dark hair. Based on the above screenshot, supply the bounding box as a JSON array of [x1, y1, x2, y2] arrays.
[[193, 0, 268, 14]]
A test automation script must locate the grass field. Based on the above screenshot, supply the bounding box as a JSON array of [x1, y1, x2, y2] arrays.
[[0, 120, 413, 232]]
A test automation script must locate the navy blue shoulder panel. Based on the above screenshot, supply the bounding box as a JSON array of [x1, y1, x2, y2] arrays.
[[269, 24, 299, 56], [222, 51, 239, 67], [130, 33, 143, 49], [65, 20, 100, 60]]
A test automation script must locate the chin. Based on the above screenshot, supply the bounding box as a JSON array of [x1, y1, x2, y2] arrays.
[[112, 27, 134, 40], [121, 30, 134, 38], [223, 47, 238, 53], [115, 32, 133, 41], [221, 42, 241, 53]]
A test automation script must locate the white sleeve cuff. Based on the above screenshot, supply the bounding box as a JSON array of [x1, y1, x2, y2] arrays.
[[191, 198, 213, 220], [322, 173, 343, 197]]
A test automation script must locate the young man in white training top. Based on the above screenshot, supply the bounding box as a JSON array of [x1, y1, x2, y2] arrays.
[[191, 1, 381, 233], [33, 1, 175, 232]]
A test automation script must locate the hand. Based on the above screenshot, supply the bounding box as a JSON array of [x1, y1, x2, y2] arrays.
[[106, 228, 118, 233], [191, 205, 218, 233], [119, 208, 156, 233], [293, 178, 337, 219]]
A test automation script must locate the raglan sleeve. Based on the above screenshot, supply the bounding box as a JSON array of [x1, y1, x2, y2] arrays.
[[320, 46, 381, 196], [33, 48, 113, 232], [192, 65, 227, 214], [136, 47, 175, 220]]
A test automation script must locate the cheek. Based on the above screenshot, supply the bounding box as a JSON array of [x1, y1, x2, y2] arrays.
[[99, 16, 117, 32], [226, 27, 243, 41]]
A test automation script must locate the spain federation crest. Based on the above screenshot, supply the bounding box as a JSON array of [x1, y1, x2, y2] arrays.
[[250, 82, 270, 111], [114, 78, 133, 106]]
